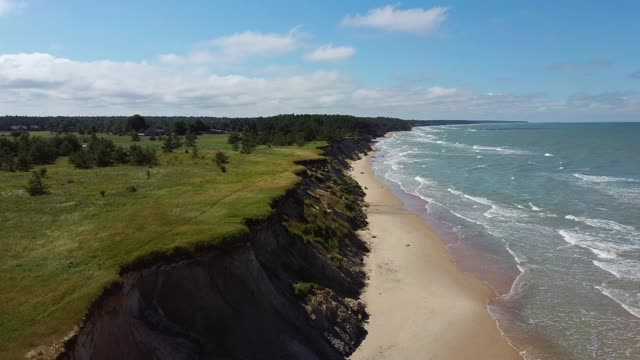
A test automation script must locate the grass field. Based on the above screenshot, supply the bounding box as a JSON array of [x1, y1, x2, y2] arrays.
[[0, 133, 325, 358]]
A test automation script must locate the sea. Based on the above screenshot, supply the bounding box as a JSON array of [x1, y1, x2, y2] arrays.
[[371, 122, 640, 360]]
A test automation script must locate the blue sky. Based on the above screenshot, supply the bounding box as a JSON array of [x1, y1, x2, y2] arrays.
[[1, 0, 639, 121]]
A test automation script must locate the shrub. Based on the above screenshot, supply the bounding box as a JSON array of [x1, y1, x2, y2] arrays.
[[128, 144, 157, 166], [185, 131, 197, 147], [125, 185, 137, 192], [25, 168, 49, 196], [112, 146, 130, 164], [214, 151, 229, 171], [69, 150, 95, 169], [292, 282, 317, 298]]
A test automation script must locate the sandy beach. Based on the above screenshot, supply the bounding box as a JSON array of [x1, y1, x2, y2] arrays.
[[349, 153, 521, 360]]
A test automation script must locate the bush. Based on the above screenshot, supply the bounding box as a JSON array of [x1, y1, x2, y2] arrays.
[[69, 150, 95, 169], [112, 146, 130, 164], [125, 185, 137, 192], [130, 131, 140, 142], [89, 138, 116, 167], [185, 131, 197, 147], [128, 144, 157, 166], [214, 151, 229, 171], [25, 168, 49, 196], [292, 282, 317, 298]]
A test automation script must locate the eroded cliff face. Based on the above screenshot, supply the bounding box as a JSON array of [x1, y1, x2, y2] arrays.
[[57, 139, 373, 360]]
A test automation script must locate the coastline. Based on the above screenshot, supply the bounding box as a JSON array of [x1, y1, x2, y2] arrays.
[[349, 152, 522, 360]]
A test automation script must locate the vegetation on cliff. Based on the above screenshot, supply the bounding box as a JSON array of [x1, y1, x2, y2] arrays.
[[0, 133, 325, 358]]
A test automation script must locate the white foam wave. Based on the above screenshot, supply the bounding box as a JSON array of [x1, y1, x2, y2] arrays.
[[505, 244, 527, 267], [593, 259, 640, 280], [484, 205, 529, 219], [595, 285, 640, 319], [558, 230, 625, 259], [529, 203, 542, 211], [574, 174, 639, 183], [544, 153, 554, 157], [565, 215, 636, 232], [464, 194, 494, 206]]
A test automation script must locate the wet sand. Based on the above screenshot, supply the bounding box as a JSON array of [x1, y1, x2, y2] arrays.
[[349, 153, 522, 360]]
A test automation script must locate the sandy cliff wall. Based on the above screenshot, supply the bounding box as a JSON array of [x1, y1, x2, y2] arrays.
[[57, 139, 373, 360]]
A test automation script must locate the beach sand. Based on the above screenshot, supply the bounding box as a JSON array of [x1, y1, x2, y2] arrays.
[[349, 153, 521, 360]]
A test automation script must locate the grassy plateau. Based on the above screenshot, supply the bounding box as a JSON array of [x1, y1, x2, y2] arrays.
[[0, 133, 325, 358]]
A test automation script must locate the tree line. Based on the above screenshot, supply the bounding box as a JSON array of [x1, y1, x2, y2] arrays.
[[0, 133, 157, 172], [0, 114, 413, 141]]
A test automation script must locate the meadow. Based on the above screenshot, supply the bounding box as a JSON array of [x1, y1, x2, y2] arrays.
[[0, 133, 325, 358]]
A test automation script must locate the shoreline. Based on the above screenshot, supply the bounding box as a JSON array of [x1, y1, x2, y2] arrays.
[[349, 152, 522, 360]]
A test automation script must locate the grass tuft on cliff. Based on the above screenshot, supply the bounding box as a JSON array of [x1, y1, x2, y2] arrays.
[[0, 133, 325, 358]]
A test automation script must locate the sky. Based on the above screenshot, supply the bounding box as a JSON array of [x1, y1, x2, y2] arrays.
[[0, 0, 639, 121]]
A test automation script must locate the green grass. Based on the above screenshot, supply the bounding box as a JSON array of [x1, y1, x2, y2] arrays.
[[0, 133, 326, 358]]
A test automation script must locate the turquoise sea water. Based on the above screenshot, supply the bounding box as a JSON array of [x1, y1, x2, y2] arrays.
[[371, 123, 640, 360]]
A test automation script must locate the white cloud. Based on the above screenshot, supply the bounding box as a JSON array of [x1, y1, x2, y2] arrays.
[[341, 5, 448, 34], [0, 0, 26, 16], [1, 53, 639, 121], [304, 44, 356, 62], [160, 28, 301, 65]]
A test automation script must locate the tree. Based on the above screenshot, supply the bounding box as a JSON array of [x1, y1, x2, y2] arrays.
[[126, 114, 148, 132], [227, 133, 242, 145], [130, 131, 141, 142], [162, 133, 182, 153], [240, 133, 257, 154], [232, 142, 240, 152], [173, 121, 188, 135], [129, 144, 157, 166], [112, 146, 130, 164], [185, 130, 197, 147], [214, 151, 229, 172], [69, 150, 95, 169], [191, 145, 199, 159], [89, 138, 116, 167], [25, 168, 48, 196]]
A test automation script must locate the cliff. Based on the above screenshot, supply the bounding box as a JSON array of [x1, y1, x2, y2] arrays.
[[51, 139, 373, 360]]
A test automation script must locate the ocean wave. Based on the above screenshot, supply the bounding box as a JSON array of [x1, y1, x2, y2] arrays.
[[595, 285, 640, 319], [544, 153, 554, 157], [462, 193, 494, 206], [565, 215, 636, 232], [558, 230, 629, 259], [472, 144, 532, 155], [574, 174, 639, 183], [593, 259, 640, 280], [529, 203, 542, 211], [484, 205, 529, 219], [407, 135, 533, 155]]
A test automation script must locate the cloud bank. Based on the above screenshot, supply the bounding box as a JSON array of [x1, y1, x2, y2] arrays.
[[2, 52, 639, 120]]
